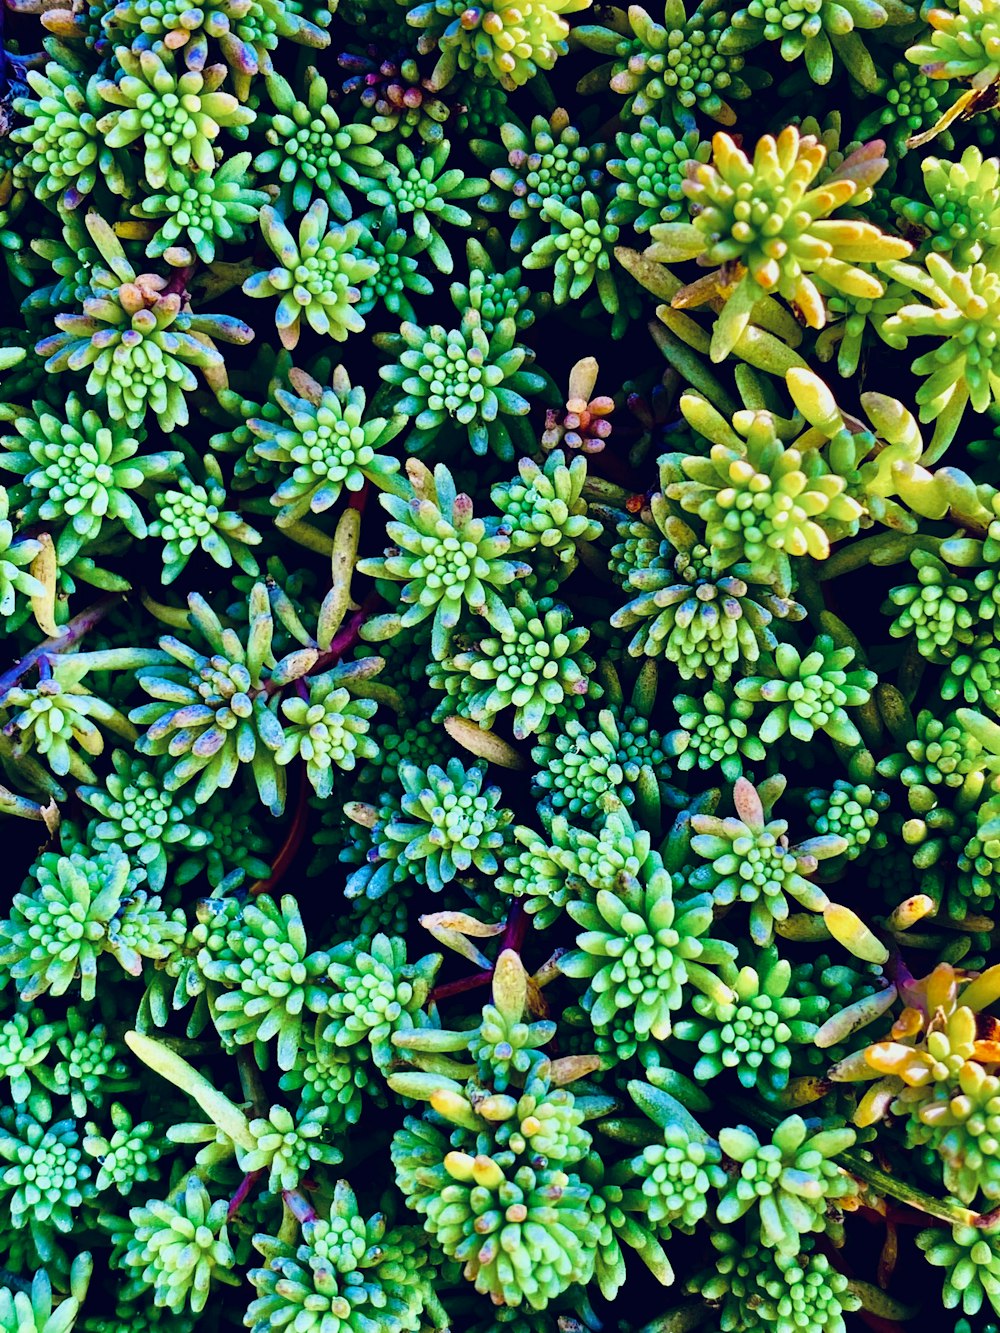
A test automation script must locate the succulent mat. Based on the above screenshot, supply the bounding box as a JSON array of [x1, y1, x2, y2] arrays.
[[10, 0, 1000, 1328]]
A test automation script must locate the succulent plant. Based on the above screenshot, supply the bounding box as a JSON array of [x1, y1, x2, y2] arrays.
[[609, 510, 796, 676], [432, 589, 597, 738], [716, 1114, 857, 1252], [239, 1103, 341, 1191], [667, 399, 864, 594], [243, 204, 377, 349], [919, 1223, 1000, 1318], [607, 117, 711, 233], [0, 849, 133, 1002], [357, 459, 529, 657], [0, 489, 45, 619], [130, 586, 294, 811], [560, 840, 737, 1044], [96, 47, 255, 188], [376, 757, 512, 890], [0, 1256, 91, 1333], [254, 67, 386, 217], [491, 450, 601, 568], [883, 252, 1000, 454], [104, 0, 330, 88], [907, 0, 1000, 96], [575, 0, 764, 125], [37, 216, 253, 433], [1, 395, 180, 562], [894, 146, 1000, 266], [277, 671, 379, 796], [651, 127, 909, 361], [806, 780, 889, 860], [322, 932, 439, 1068], [12, 60, 128, 207], [471, 108, 607, 253], [524, 192, 621, 316], [856, 63, 954, 151], [132, 154, 268, 264], [365, 139, 486, 274], [450, 239, 537, 335], [247, 1182, 427, 1333], [378, 308, 547, 459], [675, 945, 823, 1094], [734, 634, 877, 747], [149, 456, 261, 584], [698, 1232, 861, 1333], [340, 44, 450, 143], [0, 1109, 93, 1260], [541, 358, 614, 454], [720, 0, 914, 89], [690, 776, 869, 951], [248, 364, 404, 525], [626, 1090, 726, 1230], [204, 893, 330, 1070], [83, 1103, 163, 1195], [123, 1177, 237, 1314], [670, 685, 766, 782], [407, 0, 590, 90], [532, 693, 673, 819], [2, 0, 1000, 1322]]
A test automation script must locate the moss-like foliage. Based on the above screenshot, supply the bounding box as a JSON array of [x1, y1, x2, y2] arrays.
[[2, 0, 1000, 1328]]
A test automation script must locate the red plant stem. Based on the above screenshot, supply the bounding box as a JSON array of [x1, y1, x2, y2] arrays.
[[886, 950, 920, 1009], [251, 588, 381, 887], [428, 903, 528, 1006], [163, 263, 196, 299], [427, 967, 493, 1005], [262, 593, 381, 698], [228, 1169, 264, 1221], [309, 592, 381, 674], [0, 594, 124, 702], [500, 900, 528, 953], [590, 446, 636, 489], [349, 482, 370, 517], [819, 1238, 909, 1333], [858, 1203, 934, 1229], [250, 765, 310, 896]]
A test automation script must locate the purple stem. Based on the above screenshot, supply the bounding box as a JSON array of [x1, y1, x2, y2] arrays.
[[428, 902, 528, 1006], [0, 594, 123, 702], [262, 593, 381, 698], [249, 765, 309, 897], [282, 1189, 318, 1224], [163, 263, 196, 300], [227, 1170, 264, 1221]]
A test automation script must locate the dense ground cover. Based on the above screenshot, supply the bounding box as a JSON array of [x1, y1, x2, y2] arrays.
[[8, 0, 1000, 1327]]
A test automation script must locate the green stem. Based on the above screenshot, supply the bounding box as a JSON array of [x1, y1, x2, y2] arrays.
[[847, 1278, 917, 1320], [728, 1095, 976, 1226], [0, 593, 123, 701], [140, 588, 193, 630], [793, 557, 826, 619], [817, 532, 937, 582], [0, 782, 50, 822], [839, 1151, 976, 1227], [125, 1030, 255, 1152]]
